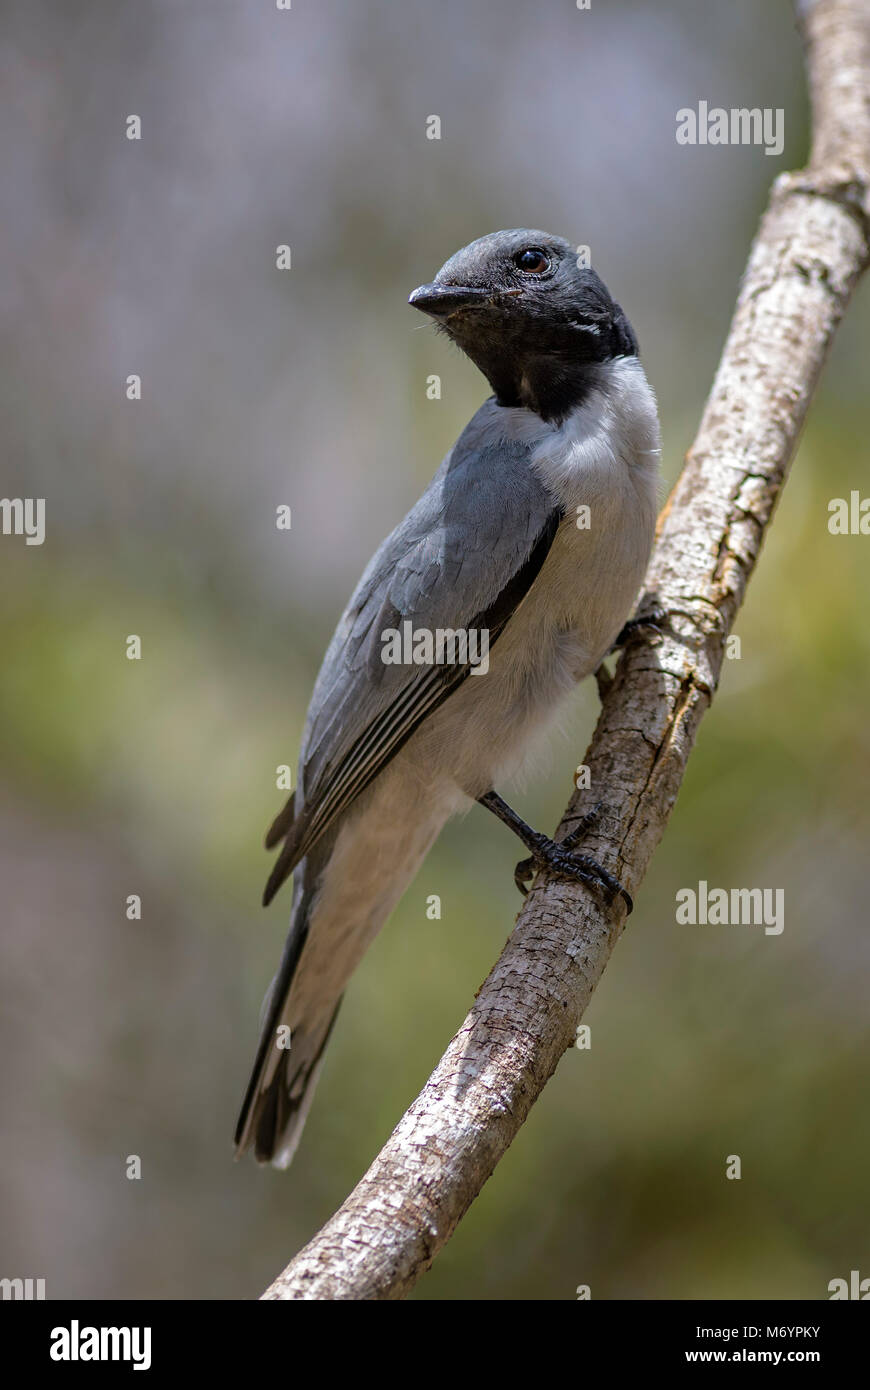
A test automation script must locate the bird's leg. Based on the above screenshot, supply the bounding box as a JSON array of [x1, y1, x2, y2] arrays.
[[476, 790, 632, 914]]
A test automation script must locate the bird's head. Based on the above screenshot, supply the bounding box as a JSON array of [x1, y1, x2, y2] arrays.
[[409, 229, 638, 422]]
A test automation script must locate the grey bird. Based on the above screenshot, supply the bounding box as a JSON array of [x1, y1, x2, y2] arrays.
[[235, 229, 661, 1167]]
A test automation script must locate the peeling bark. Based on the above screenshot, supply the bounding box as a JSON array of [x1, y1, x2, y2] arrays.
[[263, 0, 870, 1301]]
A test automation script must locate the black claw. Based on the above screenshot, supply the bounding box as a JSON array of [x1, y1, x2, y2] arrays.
[[594, 663, 614, 702], [610, 605, 667, 654], [514, 856, 534, 895]]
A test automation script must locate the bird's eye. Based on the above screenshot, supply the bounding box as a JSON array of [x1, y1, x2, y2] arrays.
[[514, 247, 550, 274]]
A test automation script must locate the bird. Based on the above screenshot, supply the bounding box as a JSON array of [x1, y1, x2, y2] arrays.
[[235, 229, 661, 1167]]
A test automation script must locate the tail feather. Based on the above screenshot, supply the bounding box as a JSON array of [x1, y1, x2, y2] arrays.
[[237, 824, 344, 1167], [236, 1001, 343, 1167], [243, 1002, 342, 1167]]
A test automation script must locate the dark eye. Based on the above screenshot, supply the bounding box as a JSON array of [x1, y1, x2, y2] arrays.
[[514, 247, 550, 274]]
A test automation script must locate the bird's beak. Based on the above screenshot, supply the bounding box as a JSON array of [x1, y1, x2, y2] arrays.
[[408, 283, 490, 318]]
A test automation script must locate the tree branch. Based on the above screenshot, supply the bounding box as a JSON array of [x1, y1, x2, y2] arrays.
[[263, 0, 870, 1300]]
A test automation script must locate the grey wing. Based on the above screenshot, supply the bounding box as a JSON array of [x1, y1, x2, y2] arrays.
[[263, 416, 561, 904]]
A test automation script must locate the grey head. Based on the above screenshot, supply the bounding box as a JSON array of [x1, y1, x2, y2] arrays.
[[409, 229, 639, 423]]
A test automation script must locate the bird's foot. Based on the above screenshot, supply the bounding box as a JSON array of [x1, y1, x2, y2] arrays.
[[513, 804, 632, 913], [609, 604, 667, 655]]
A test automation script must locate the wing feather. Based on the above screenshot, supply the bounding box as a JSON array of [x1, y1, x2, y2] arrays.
[[263, 408, 561, 904]]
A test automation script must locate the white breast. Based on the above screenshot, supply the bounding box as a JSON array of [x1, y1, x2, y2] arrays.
[[529, 356, 661, 513], [496, 354, 661, 665]]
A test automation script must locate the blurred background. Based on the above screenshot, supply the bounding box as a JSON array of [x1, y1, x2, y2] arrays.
[[1, 0, 868, 1301]]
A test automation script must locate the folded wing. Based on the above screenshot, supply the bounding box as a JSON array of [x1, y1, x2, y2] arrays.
[[263, 415, 562, 904]]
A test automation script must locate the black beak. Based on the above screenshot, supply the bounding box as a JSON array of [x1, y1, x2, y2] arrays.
[[408, 282, 490, 318]]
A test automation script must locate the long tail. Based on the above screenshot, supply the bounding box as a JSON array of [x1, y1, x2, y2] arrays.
[[238, 769, 447, 1166], [234, 992, 342, 1167], [235, 832, 340, 1168]]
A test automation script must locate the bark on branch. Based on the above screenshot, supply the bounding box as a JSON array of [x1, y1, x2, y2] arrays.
[[263, 0, 870, 1300]]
